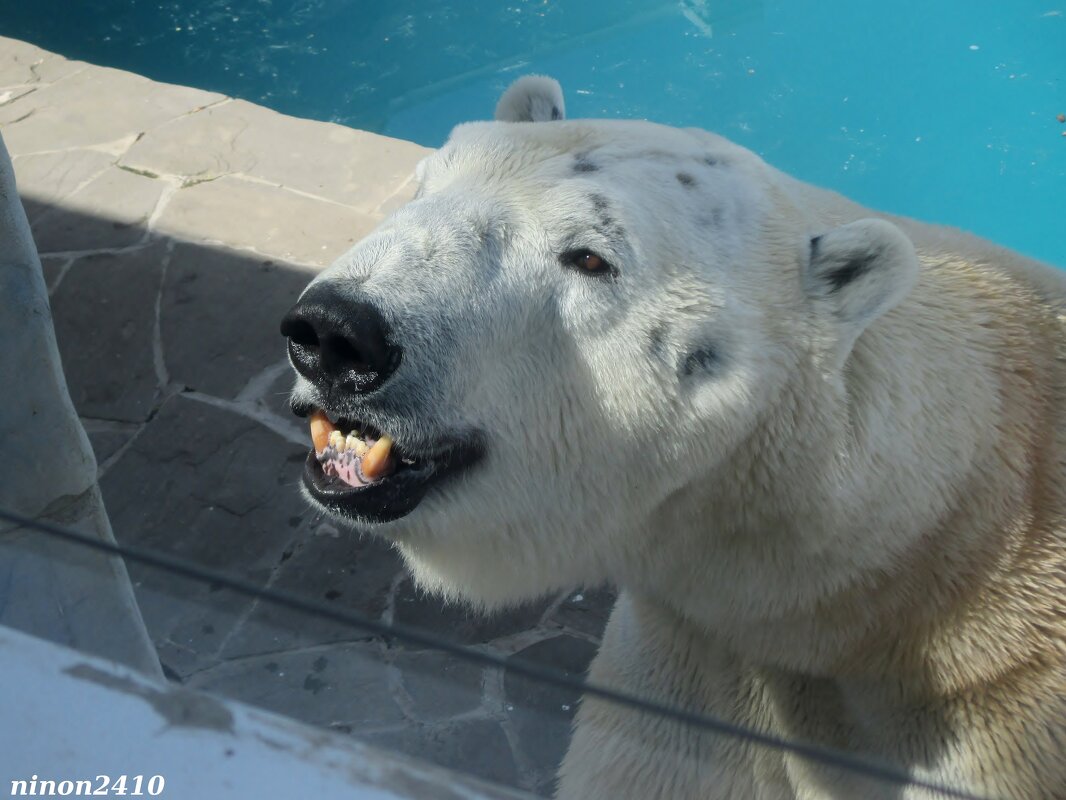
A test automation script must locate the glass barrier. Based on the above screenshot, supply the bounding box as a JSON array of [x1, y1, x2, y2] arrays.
[[1, 506, 988, 800]]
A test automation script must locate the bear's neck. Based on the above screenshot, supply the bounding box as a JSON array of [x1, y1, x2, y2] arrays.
[[626, 271, 1053, 689]]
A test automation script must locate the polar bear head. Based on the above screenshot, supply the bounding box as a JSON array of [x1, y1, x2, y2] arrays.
[[283, 77, 919, 608]]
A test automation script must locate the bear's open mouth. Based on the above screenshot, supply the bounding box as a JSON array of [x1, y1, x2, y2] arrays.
[[299, 409, 483, 523]]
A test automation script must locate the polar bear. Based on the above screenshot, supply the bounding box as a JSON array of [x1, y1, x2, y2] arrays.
[[282, 76, 1066, 799]]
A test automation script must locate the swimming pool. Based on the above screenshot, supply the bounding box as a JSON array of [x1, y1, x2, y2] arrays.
[[4, 1, 1064, 265]]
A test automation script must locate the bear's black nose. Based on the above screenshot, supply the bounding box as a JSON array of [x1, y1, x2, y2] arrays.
[[280, 284, 400, 394]]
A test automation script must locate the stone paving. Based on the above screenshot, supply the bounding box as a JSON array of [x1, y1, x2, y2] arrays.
[[0, 36, 613, 796]]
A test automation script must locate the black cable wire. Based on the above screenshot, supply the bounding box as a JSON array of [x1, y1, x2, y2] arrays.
[[0, 506, 992, 800]]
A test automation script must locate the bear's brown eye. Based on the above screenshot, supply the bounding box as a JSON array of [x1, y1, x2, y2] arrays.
[[561, 248, 615, 278]]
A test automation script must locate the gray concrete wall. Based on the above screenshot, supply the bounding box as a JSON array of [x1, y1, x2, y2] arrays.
[[0, 130, 162, 677]]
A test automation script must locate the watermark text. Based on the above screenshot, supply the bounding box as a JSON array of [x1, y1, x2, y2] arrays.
[[10, 775, 165, 797]]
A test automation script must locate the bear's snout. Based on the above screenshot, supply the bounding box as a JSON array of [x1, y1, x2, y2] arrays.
[[280, 283, 401, 395]]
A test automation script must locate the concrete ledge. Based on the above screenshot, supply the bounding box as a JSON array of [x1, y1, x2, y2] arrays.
[[0, 34, 430, 268], [0, 624, 534, 799]]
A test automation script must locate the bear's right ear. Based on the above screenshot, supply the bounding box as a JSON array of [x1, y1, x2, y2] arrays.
[[804, 218, 918, 357], [495, 75, 565, 122]]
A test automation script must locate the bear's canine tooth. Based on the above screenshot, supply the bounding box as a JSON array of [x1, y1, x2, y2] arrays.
[[310, 410, 334, 455], [329, 429, 346, 453], [361, 435, 394, 480]]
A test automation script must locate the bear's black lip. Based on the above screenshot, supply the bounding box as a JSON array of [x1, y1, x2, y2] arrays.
[[302, 435, 485, 524]]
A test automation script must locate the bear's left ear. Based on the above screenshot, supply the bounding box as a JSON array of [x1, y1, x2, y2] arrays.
[[804, 218, 918, 355], [495, 75, 565, 122]]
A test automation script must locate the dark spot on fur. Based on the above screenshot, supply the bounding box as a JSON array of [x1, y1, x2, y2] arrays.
[[703, 156, 719, 167], [697, 208, 724, 229], [648, 324, 669, 361], [551, 105, 562, 120], [680, 346, 721, 377], [590, 193, 616, 231], [574, 154, 598, 173], [677, 172, 696, 188], [585, 193, 628, 250]]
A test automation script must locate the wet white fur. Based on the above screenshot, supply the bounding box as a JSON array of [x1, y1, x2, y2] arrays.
[[295, 77, 1066, 798]]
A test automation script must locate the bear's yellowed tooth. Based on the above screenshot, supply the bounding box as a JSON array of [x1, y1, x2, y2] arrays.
[[349, 435, 369, 457], [361, 435, 394, 480], [310, 410, 334, 455], [329, 429, 346, 452]]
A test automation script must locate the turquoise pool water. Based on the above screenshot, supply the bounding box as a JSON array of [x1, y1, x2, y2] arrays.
[[4, 1, 1064, 265]]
